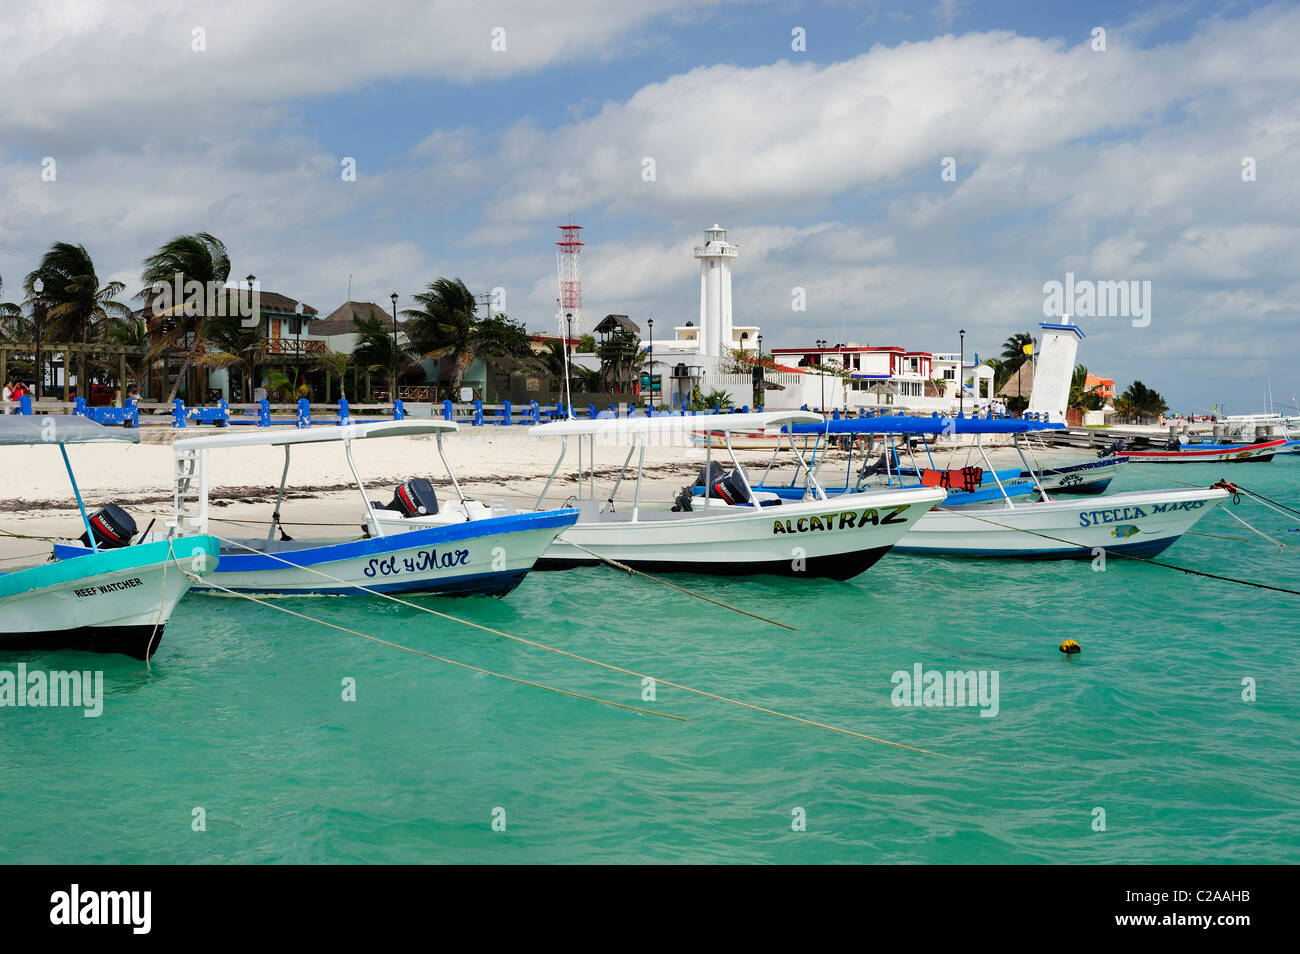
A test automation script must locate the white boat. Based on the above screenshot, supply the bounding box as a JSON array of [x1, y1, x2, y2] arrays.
[[528, 411, 946, 579], [767, 416, 1230, 559], [2, 416, 220, 659], [894, 487, 1228, 557], [1224, 414, 1300, 454], [56, 421, 579, 598]]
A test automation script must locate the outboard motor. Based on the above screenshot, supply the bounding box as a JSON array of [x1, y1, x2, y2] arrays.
[[389, 478, 439, 518], [695, 461, 726, 489], [1098, 438, 1127, 458], [673, 461, 724, 512], [78, 503, 137, 549], [710, 467, 752, 505]]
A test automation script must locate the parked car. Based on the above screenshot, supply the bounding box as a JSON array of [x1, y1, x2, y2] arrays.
[[89, 384, 117, 407]]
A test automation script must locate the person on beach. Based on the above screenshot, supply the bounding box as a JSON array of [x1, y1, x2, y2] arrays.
[[2, 380, 11, 413]]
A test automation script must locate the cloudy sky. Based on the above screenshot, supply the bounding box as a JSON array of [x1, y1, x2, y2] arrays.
[[2, 0, 1297, 412]]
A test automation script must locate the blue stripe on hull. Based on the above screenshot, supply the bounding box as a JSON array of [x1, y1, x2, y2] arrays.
[[192, 568, 529, 598], [210, 509, 577, 573], [892, 536, 1181, 559]]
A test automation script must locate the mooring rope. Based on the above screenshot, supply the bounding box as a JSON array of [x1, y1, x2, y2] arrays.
[[947, 510, 1300, 597], [205, 534, 943, 755], [1215, 505, 1285, 552], [0, 528, 63, 541], [556, 538, 798, 631], [171, 556, 683, 721], [0, 549, 50, 564], [1132, 470, 1300, 515], [1183, 530, 1252, 543]]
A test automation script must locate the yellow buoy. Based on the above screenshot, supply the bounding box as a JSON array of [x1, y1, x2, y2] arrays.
[[1059, 639, 1081, 655]]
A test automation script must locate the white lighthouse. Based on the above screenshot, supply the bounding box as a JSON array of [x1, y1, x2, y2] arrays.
[[694, 224, 738, 357]]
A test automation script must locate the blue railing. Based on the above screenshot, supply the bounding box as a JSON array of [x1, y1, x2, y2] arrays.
[[20, 395, 1046, 427]]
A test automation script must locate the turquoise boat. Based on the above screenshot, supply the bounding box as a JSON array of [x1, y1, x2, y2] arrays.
[[0, 417, 220, 659]]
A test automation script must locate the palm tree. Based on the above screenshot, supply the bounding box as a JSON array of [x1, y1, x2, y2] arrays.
[[199, 314, 261, 402], [402, 278, 479, 389], [1068, 364, 1104, 411], [0, 275, 19, 322], [530, 339, 570, 391], [1119, 381, 1168, 423], [352, 311, 415, 398], [0, 276, 33, 381], [106, 314, 151, 392], [1000, 332, 1035, 364], [316, 350, 349, 402], [23, 244, 128, 397], [138, 232, 232, 402]]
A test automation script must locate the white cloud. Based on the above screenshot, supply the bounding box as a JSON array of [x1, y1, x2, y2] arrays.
[[0, 0, 725, 147]]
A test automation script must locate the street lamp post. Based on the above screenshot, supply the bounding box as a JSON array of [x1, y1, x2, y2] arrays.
[[646, 318, 654, 405], [959, 328, 966, 417], [816, 339, 827, 412], [294, 301, 305, 401], [246, 273, 257, 331], [565, 313, 574, 408], [389, 293, 399, 404], [246, 274, 256, 400], [32, 278, 44, 400]]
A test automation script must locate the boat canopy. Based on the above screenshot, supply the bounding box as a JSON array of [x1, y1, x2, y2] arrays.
[[173, 419, 458, 452], [0, 416, 141, 445], [785, 415, 1065, 436], [529, 410, 821, 439]]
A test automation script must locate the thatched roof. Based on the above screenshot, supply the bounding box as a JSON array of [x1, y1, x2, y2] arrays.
[[996, 361, 1035, 398], [595, 313, 640, 335], [314, 301, 393, 336]]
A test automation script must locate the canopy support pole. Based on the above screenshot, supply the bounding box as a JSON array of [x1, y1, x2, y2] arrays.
[[267, 445, 291, 542], [343, 439, 381, 535], [976, 434, 1013, 509], [603, 443, 636, 513], [1014, 433, 1051, 501], [536, 436, 567, 509], [631, 440, 646, 522], [437, 431, 470, 519], [60, 445, 97, 552]]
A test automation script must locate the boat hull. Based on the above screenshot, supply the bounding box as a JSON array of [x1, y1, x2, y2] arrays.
[[536, 486, 946, 580], [2, 536, 220, 659], [892, 488, 1229, 558], [1122, 440, 1285, 463], [179, 510, 576, 597]]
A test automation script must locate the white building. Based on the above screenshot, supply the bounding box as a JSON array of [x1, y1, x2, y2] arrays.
[[646, 225, 763, 407], [637, 223, 1003, 413]]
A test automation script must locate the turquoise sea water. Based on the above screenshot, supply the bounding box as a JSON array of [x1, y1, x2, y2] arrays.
[[3, 462, 1298, 864]]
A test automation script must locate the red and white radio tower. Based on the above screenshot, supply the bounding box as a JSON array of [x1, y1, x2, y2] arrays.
[[556, 216, 584, 336]]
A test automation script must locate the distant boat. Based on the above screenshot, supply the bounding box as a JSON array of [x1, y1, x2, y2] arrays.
[[529, 411, 945, 579], [1122, 439, 1285, 463], [757, 416, 1229, 559], [2, 416, 219, 659], [1223, 414, 1300, 455], [56, 421, 578, 598]]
